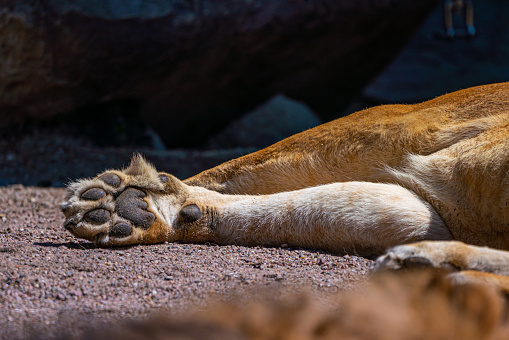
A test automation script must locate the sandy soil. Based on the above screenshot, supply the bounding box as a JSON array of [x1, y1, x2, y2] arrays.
[[0, 131, 373, 339]]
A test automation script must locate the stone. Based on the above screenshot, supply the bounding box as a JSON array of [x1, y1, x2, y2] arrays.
[[205, 94, 322, 149], [0, 0, 439, 147]]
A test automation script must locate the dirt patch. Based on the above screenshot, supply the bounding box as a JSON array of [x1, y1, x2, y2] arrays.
[[0, 184, 372, 339]]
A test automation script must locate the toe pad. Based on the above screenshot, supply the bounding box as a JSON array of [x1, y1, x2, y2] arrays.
[[84, 209, 111, 224], [81, 188, 106, 200], [110, 223, 132, 238], [99, 173, 121, 187]]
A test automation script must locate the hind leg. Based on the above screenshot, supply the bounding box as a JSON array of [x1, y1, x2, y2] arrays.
[[449, 271, 509, 293], [374, 241, 509, 291], [374, 241, 509, 275]]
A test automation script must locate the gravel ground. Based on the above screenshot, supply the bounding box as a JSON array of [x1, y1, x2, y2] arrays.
[[0, 131, 373, 339]]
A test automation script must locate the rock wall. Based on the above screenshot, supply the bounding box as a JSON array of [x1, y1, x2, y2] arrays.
[[0, 0, 438, 147]]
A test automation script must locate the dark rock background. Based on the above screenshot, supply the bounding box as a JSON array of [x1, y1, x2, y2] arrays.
[[361, 0, 509, 105], [205, 95, 321, 149], [1, 0, 438, 148]]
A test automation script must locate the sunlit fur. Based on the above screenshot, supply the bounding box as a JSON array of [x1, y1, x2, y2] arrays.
[[62, 83, 509, 289]]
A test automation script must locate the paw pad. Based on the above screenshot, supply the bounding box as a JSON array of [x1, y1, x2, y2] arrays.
[[178, 204, 202, 223], [63, 170, 160, 245], [99, 173, 121, 187], [84, 209, 111, 224], [402, 256, 433, 268], [110, 223, 132, 238], [115, 188, 155, 229], [81, 188, 106, 200]]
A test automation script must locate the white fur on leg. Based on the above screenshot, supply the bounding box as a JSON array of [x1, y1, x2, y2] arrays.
[[213, 182, 452, 255]]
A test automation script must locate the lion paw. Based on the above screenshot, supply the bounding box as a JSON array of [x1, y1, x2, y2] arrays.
[[371, 241, 467, 273], [61, 155, 185, 246]]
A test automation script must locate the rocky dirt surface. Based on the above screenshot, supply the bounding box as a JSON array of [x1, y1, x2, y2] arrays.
[[0, 132, 373, 339]]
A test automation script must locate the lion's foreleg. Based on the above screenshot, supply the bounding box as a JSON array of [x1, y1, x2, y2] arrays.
[[213, 182, 452, 255]]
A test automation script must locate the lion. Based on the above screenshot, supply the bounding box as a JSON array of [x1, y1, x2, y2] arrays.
[[61, 82, 509, 289], [70, 271, 509, 340]]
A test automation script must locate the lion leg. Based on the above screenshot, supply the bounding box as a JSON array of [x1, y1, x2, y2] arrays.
[[373, 241, 509, 275], [448, 271, 509, 293], [373, 241, 509, 292], [62, 156, 452, 253], [211, 181, 452, 255]]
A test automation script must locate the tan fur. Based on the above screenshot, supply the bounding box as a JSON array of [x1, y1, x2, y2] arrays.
[[62, 83, 509, 289]]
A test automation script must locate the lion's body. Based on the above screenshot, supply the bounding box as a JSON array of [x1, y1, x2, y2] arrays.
[[62, 82, 509, 290], [186, 82, 509, 249]]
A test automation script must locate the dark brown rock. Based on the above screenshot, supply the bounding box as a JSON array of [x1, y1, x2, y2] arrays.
[[205, 95, 322, 149], [0, 0, 438, 147]]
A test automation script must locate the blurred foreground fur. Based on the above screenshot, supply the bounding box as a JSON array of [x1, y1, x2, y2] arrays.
[[73, 271, 509, 340]]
